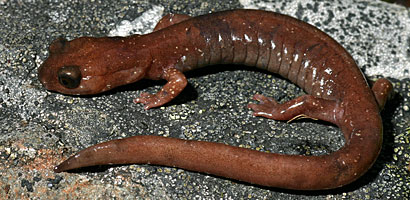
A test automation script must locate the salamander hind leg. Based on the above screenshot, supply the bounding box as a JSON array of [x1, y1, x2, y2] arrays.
[[248, 94, 341, 124], [153, 13, 192, 31]]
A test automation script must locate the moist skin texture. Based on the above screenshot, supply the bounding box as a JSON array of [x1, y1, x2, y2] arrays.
[[38, 9, 393, 190]]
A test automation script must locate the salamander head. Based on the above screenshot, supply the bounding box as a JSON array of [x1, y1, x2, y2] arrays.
[[38, 37, 150, 95]]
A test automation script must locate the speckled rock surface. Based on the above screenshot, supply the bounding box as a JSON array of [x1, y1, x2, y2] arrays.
[[0, 0, 409, 199]]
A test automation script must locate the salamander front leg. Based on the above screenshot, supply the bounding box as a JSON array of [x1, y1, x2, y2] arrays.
[[370, 78, 393, 110], [248, 94, 341, 124], [134, 68, 187, 109]]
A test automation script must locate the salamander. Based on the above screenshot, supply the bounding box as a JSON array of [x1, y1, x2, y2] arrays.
[[38, 9, 393, 190]]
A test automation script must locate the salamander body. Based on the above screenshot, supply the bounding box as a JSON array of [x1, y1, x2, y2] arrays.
[[38, 9, 393, 190]]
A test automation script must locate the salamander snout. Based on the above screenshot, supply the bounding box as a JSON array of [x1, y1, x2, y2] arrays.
[[37, 63, 50, 89]]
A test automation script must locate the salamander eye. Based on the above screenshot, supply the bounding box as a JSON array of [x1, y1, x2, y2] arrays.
[[57, 65, 82, 89]]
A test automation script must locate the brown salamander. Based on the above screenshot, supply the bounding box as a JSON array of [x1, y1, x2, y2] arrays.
[[38, 9, 393, 190]]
